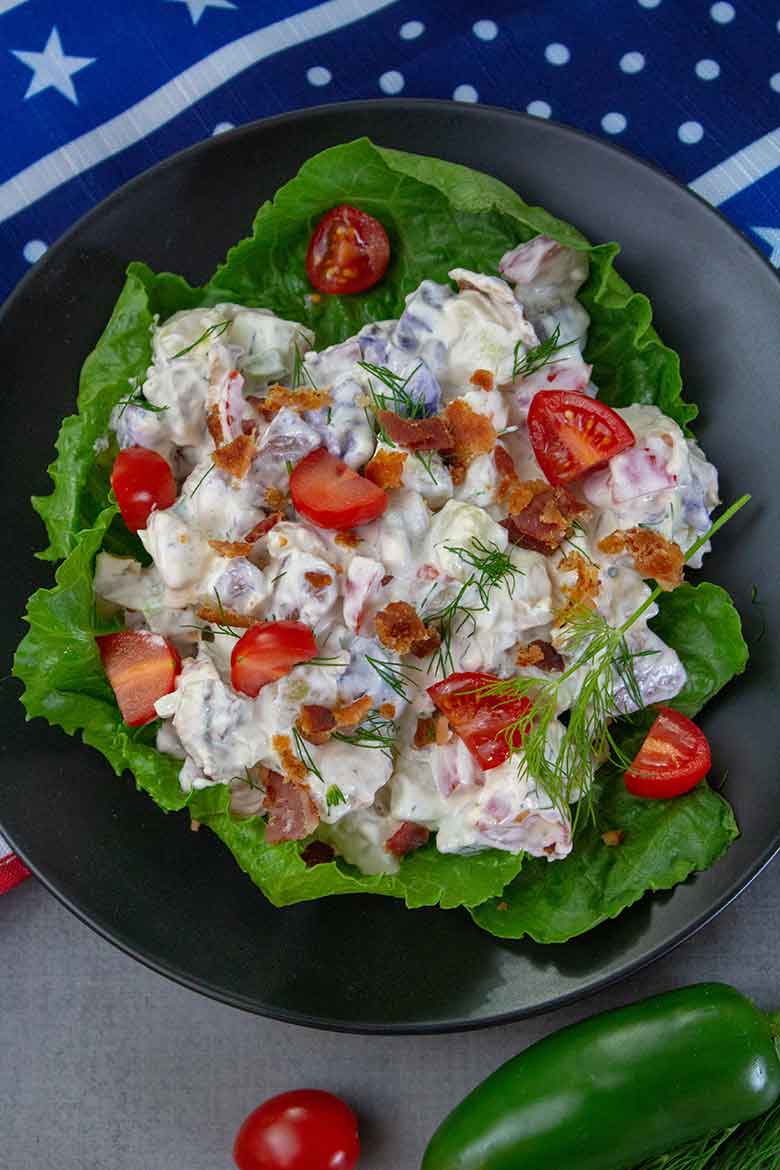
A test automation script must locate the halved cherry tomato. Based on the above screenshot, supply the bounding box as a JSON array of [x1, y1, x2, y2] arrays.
[[527, 390, 635, 485], [428, 671, 532, 771], [233, 1089, 360, 1170], [290, 448, 388, 530], [111, 446, 177, 531], [231, 621, 318, 697], [305, 204, 390, 296], [96, 630, 181, 727], [624, 707, 711, 798]]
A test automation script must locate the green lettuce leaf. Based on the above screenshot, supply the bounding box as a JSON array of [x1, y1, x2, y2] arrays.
[[470, 583, 746, 942], [18, 139, 735, 917], [32, 264, 202, 561]]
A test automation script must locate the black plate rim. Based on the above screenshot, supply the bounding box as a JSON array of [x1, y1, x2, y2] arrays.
[[3, 98, 779, 1034]]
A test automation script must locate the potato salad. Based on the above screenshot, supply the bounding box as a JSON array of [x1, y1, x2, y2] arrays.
[[93, 235, 719, 877]]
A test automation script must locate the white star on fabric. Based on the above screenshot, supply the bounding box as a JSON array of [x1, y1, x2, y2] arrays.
[[752, 226, 780, 267], [11, 26, 95, 105], [166, 0, 237, 25]]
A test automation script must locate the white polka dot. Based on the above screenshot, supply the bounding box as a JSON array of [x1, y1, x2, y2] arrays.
[[379, 70, 405, 95], [307, 66, 332, 87], [710, 2, 735, 22], [545, 42, 570, 66], [770, 73, 780, 92], [678, 120, 704, 144], [602, 112, 627, 134], [212, 121, 234, 135], [620, 51, 645, 73], [453, 84, 479, 103], [473, 19, 498, 41], [637, 0, 661, 8], [23, 239, 47, 264], [777, 19, 780, 32], [400, 20, 424, 40], [695, 58, 720, 80], [526, 100, 552, 119]]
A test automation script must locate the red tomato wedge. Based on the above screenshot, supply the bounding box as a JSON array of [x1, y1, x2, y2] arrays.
[[231, 621, 318, 697], [527, 389, 635, 485], [428, 671, 532, 771], [233, 1089, 360, 1170], [290, 448, 388, 530], [624, 707, 711, 798], [305, 204, 390, 295], [96, 630, 181, 727], [111, 446, 177, 531]]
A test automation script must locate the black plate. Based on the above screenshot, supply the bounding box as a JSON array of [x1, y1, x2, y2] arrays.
[[1, 101, 777, 1033]]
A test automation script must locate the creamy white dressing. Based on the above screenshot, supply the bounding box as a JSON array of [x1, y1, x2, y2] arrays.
[[98, 239, 720, 875]]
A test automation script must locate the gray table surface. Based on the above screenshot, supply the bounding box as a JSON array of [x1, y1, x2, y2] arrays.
[[1, 865, 778, 1170]]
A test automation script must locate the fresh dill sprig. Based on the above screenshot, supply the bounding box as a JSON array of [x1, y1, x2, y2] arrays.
[[285, 459, 293, 477], [333, 712, 397, 761], [325, 784, 346, 807], [171, 319, 229, 360], [443, 538, 523, 607], [305, 656, 347, 668], [361, 361, 438, 482], [511, 324, 577, 379], [477, 494, 752, 822], [365, 655, 420, 702], [358, 360, 425, 417], [115, 387, 168, 418], [423, 578, 481, 677], [189, 462, 215, 498], [205, 589, 241, 638], [291, 725, 325, 783]]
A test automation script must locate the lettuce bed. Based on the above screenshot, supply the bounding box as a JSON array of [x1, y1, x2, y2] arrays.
[[13, 139, 744, 937]]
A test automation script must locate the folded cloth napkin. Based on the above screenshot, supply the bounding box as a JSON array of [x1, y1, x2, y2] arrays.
[[2, 0, 779, 891]]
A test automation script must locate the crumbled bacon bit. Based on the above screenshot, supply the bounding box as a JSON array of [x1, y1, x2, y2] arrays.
[[304, 570, 333, 591], [244, 512, 283, 542], [502, 482, 588, 554], [443, 399, 497, 469], [365, 448, 407, 490], [450, 464, 466, 486], [301, 840, 335, 867], [212, 433, 256, 480], [374, 601, 441, 658], [263, 761, 319, 844], [296, 704, 337, 746], [556, 550, 601, 622], [208, 539, 253, 559], [413, 717, 437, 749], [206, 403, 224, 447], [381, 574, 394, 587], [264, 486, 287, 511], [379, 702, 396, 719], [435, 714, 450, 745], [494, 444, 516, 482], [601, 829, 625, 847], [516, 639, 565, 672], [598, 528, 684, 591], [272, 734, 308, 784], [377, 410, 454, 452], [334, 694, 373, 730], [196, 603, 255, 628], [257, 384, 333, 417], [385, 822, 430, 857], [470, 368, 494, 391], [335, 530, 362, 548]]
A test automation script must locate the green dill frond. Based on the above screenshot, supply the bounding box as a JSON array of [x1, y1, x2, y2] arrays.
[[359, 360, 426, 418], [511, 324, 578, 380], [291, 726, 325, 783], [189, 462, 215, 498], [115, 388, 168, 418], [291, 340, 318, 390], [414, 450, 439, 484], [444, 538, 524, 607], [171, 319, 229, 360], [333, 712, 397, 761], [365, 655, 420, 702], [325, 784, 346, 807]]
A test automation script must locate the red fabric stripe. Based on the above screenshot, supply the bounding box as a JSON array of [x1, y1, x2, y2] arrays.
[[0, 853, 31, 894]]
